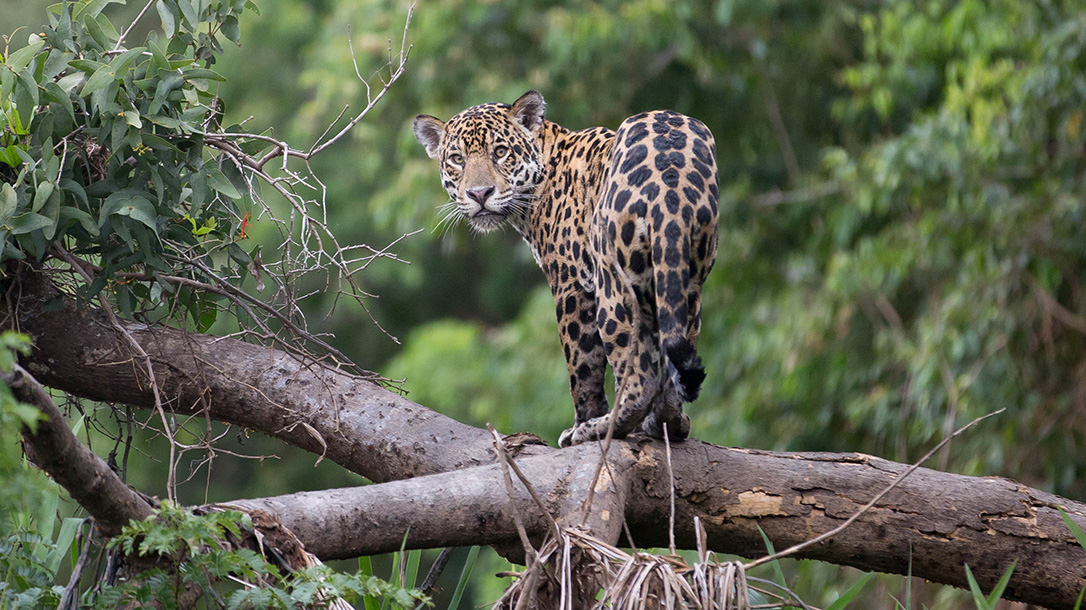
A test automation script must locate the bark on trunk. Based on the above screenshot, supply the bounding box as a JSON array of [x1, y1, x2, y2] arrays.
[[6, 269, 1086, 609]]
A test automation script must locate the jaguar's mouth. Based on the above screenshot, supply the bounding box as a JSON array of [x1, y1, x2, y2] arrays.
[[468, 209, 507, 232]]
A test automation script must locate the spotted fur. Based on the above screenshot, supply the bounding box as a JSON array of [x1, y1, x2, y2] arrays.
[[414, 91, 719, 447]]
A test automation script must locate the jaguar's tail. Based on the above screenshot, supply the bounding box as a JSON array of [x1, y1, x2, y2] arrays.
[[664, 336, 705, 402], [653, 238, 705, 403]]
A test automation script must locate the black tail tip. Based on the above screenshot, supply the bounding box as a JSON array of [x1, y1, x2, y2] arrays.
[[665, 338, 705, 402]]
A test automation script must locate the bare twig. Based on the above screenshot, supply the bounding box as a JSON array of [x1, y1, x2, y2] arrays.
[[58, 521, 94, 610], [663, 422, 676, 556], [752, 182, 840, 207], [113, 0, 157, 52], [754, 56, 801, 187], [489, 426, 541, 566]]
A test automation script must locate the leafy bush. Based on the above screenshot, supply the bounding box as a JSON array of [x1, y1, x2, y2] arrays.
[[97, 502, 426, 609], [1, 0, 255, 315]]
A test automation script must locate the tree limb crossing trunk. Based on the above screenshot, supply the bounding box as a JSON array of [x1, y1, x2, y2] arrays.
[[6, 269, 1086, 609]]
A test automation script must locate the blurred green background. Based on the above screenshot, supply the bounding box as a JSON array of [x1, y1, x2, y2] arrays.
[[4, 0, 1086, 606]]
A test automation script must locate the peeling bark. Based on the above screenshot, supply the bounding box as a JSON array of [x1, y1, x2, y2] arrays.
[[7, 268, 1086, 609]]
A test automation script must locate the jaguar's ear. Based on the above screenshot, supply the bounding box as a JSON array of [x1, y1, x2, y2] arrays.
[[413, 114, 446, 160], [510, 90, 546, 134]]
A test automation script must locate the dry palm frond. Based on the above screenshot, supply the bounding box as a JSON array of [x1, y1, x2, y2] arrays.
[[492, 524, 758, 610]]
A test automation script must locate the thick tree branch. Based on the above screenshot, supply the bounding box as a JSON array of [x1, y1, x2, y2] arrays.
[[3, 268, 498, 483], [6, 363, 154, 536], [6, 268, 1086, 609]]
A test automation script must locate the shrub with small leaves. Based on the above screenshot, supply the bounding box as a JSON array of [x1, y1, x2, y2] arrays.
[[97, 501, 427, 609], [1, 0, 261, 327]]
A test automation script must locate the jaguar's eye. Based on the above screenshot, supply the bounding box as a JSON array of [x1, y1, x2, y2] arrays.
[[448, 152, 464, 165], [493, 145, 509, 159]]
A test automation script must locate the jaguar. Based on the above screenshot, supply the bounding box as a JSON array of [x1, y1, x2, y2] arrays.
[[413, 91, 719, 447]]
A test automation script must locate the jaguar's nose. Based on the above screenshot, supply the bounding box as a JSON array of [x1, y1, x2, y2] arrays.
[[466, 185, 495, 205]]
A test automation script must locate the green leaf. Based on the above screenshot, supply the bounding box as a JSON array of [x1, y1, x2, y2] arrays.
[[15, 69, 39, 126], [177, 0, 198, 29], [83, 12, 113, 48], [221, 15, 241, 45], [42, 48, 73, 81], [122, 107, 143, 128], [148, 72, 184, 115], [145, 114, 182, 129], [110, 47, 147, 77], [8, 213, 54, 235], [68, 58, 108, 74], [826, 572, 874, 610], [75, 0, 124, 20], [32, 181, 55, 213], [42, 82, 76, 123], [207, 167, 241, 199], [4, 38, 45, 72], [55, 72, 84, 94], [59, 206, 99, 237], [110, 195, 159, 232], [0, 145, 23, 168], [40, 190, 61, 240], [0, 183, 18, 221], [156, 0, 177, 38], [81, 63, 115, 96], [183, 67, 227, 82]]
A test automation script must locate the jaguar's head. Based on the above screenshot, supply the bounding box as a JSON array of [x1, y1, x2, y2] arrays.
[[414, 91, 547, 233]]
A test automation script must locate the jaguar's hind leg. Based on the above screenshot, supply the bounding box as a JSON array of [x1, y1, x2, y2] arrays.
[[559, 259, 661, 447]]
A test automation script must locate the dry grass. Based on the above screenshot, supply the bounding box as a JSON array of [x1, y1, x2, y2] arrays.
[[492, 524, 768, 610]]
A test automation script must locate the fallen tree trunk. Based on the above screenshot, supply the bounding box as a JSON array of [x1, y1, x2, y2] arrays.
[[7, 269, 1086, 609]]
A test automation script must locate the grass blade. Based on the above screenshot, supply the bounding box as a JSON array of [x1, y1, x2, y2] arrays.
[[405, 549, 421, 590], [1060, 508, 1086, 550], [985, 560, 1016, 607], [963, 564, 990, 610], [756, 525, 788, 587], [448, 546, 479, 610], [826, 571, 874, 610], [905, 544, 912, 610], [358, 556, 380, 610], [46, 517, 82, 575]]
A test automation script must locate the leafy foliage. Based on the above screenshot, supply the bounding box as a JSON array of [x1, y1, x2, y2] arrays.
[[0, 331, 70, 609], [0, 0, 256, 319], [99, 502, 427, 609]]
